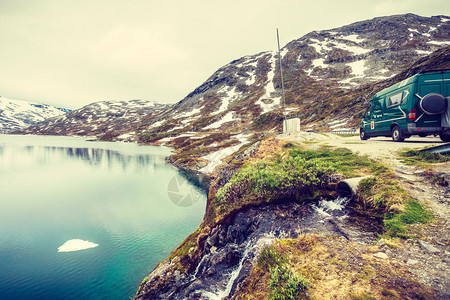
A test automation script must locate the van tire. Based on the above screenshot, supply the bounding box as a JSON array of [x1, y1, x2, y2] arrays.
[[392, 126, 404, 142], [360, 129, 369, 140], [440, 133, 450, 143]]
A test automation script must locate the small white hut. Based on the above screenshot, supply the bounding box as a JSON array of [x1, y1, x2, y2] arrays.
[[283, 117, 301, 134]]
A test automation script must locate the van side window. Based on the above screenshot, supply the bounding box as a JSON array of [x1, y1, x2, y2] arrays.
[[388, 92, 403, 108]]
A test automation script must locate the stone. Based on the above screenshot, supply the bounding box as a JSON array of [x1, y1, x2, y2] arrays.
[[174, 270, 181, 281], [413, 169, 425, 176], [418, 240, 440, 254], [406, 259, 418, 265], [377, 239, 386, 246], [395, 167, 414, 175], [373, 252, 388, 259]]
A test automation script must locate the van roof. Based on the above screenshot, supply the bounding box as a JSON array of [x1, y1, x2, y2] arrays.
[[373, 69, 449, 99], [418, 68, 450, 74]]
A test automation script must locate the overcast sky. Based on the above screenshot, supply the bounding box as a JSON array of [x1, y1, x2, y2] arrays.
[[0, 0, 448, 109]]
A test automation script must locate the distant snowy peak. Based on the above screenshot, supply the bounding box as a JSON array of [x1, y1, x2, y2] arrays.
[[79, 99, 168, 118], [21, 99, 169, 141], [0, 96, 69, 133], [90, 99, 161, 110]]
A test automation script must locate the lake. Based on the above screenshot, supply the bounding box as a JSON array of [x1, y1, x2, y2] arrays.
[[0, 135, 207, 299]]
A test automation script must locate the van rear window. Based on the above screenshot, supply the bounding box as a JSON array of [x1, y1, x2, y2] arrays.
[[388, 91, 408, 108]]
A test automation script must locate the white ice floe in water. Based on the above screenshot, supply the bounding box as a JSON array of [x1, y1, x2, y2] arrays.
[[57, 239, 99, 252]]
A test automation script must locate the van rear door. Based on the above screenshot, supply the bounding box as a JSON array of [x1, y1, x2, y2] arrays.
[[415, 73, 443, 128]]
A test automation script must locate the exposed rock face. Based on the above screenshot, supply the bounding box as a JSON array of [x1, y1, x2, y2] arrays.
[[18, 14, 450, 139], [135, 199, 369, 300]]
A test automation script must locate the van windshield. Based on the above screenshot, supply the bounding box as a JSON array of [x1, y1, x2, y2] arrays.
[[364, 103, 372, 118]]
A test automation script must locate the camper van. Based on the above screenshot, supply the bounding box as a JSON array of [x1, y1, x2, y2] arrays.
[[359, 69, 450, 142]]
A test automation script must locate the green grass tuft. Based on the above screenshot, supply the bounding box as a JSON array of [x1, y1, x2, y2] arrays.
[[400, 149, 449, 165], [384, 200, 434, 238], [257, 245, 286, 272], [269, 265, 309, 300], [258, 244, 309, 300]]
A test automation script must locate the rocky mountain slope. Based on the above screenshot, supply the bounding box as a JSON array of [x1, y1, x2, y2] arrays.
[[19, 14, 450, 141], [162, 14, 449, 133], [0, 96, 69, 133]]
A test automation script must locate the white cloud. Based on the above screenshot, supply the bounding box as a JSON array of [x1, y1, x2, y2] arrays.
[[90, 26, 187, 68]]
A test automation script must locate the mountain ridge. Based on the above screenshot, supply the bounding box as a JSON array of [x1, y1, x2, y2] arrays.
[[14, 14, 450, 141]]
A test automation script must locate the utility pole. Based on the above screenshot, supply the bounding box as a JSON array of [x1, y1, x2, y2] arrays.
[[277, 28, 288, 133]]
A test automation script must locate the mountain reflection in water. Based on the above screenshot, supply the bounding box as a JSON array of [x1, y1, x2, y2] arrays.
[[0, 143, 168, 174]]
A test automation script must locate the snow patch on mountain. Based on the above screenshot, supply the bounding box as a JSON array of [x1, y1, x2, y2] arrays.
[[347, 59, 367, 77], [185, 107, 203, 117], [256, 52, 281, 113], [204, 111, 240, 130], [416, 49, 433, 55], [199, 134, 251, 174], [343, 34, 365, 43], [428, 41, 450, 46], [216, 86, 242, 115], [333, 41, 371, 55]]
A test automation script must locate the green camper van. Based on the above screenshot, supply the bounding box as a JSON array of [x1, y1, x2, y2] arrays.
[[359, 69, 450, 142]]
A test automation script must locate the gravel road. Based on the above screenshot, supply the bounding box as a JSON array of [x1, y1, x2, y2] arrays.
[[278, 132, 445, 161]]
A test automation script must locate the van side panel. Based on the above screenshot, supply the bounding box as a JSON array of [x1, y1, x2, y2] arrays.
[[370, 97, 388, 135], [445, 71, 450, 97], [384, 85, 412, 135]]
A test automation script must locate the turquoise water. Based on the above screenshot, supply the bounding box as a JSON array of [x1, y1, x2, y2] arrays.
[[0, 135, 206, 299]]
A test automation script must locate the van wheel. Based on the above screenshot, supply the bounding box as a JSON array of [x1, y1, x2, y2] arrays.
[[392, 126, 404, 142], [360, 129, 369, 140], [440, 133, 450, 143]]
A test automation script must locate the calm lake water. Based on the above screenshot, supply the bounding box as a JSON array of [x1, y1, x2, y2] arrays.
[[0, 135, 206, 299]]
